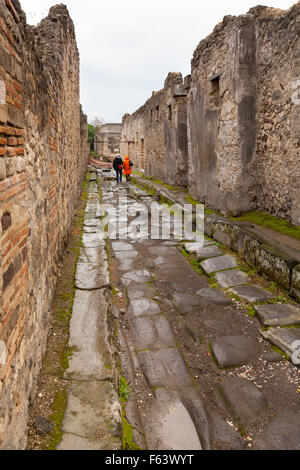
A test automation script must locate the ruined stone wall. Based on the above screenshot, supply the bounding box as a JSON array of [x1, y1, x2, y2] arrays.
[[95, 123, 122, 160], [254, 4, 300, 225], [123, 3, 299, 223], [121, 73, 189, 187], [188, 3, 300, 220], [0, 0, 88, 449], [188, 13, 258, 216]]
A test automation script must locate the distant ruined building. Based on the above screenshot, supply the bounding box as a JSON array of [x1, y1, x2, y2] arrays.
[[95, 123, 122, 161], [121, 2, 300, 225], [0, 0, 88, 448]]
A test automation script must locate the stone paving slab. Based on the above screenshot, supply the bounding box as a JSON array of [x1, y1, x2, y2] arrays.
[[78, 246, 108, 265], [230, 285, 274, 303], [142, 388, 202, 450], [148, 246, 177, 256], [82, 232, 105, 248], [255, 304, 300, 326], [83, 226, 97, 234], [118, 258, 136, 271], [137, 348, 193, 389], [215, 270, 250, 288], [196, 287, 232, 306], [67, 290, 113, 381], [172, 292, 204, 316], [211, 335, 260, 369], [195, 245, 224, 261], [184, 241, 215, 253], [131, 315, 176, 351], [262, 327, 300, 359], [128, 299, 162, 317], [215, 377, 268, 428], [75, 261, 109, 290], [201, 255, 238, 275], [127, 284, 157, 300], [84, 218, 99, 227], [112, 241, 134, 251], [252, 412, 300, 450], [114, 250, 138, 259], [58, 380, 122, 450], [121, 269, 152, 286]]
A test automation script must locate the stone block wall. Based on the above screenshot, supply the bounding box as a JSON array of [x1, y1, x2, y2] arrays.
[[254, 4, 300, 225], [0, 0, 88, 449], [122, 3, 300, 223], [121, 73, 189, 187], [188, 3, 300, 220]]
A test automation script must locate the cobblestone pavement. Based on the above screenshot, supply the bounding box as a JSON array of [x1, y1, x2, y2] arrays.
[[59, 168, 300, 450]]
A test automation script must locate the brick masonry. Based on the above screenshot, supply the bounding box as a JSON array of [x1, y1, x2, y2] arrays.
[[0, 0, 88, 449], [121, 3, 300, 223]]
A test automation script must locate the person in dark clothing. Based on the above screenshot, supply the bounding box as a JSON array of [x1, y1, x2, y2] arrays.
[[113, 155, 123, 183]]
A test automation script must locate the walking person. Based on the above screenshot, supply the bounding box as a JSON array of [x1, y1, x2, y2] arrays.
[[113, 154, 123, 184], [123, 155, 133, 183]]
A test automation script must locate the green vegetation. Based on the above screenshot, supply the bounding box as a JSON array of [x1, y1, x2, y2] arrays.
[[47, 390, 68, 450], [88, 124, 95, 152], [230, 210, 300, 241], [122, 416, 141, 450], [181, 247, 204, 276]]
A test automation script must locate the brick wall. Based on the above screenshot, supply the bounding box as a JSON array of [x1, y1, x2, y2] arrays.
[[0, 0, 88, 449]]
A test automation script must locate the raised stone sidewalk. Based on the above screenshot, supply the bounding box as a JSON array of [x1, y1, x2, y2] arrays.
[[57, 171, 122, 450]]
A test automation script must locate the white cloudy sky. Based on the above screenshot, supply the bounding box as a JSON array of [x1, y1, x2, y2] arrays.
[[20, 0, 296, 123]]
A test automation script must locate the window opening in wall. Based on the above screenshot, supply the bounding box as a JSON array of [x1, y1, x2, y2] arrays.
[[150, 110, 153, 121], [168, 105, 172, 121], [156, 106, 159, 120], [208, 73, 221, 108]]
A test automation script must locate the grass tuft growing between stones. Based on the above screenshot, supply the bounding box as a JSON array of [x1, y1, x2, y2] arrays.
[[181, 247, 205, 276], [119, 376, 131, 404]]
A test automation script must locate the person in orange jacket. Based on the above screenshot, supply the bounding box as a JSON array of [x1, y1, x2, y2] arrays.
[[123, 155, 133, 183]]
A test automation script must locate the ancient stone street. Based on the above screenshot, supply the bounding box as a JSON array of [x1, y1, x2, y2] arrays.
[[54, 167, 299, 451]]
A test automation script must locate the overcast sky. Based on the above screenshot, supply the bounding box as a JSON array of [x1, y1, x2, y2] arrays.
[[20, 0, 296, 124]]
